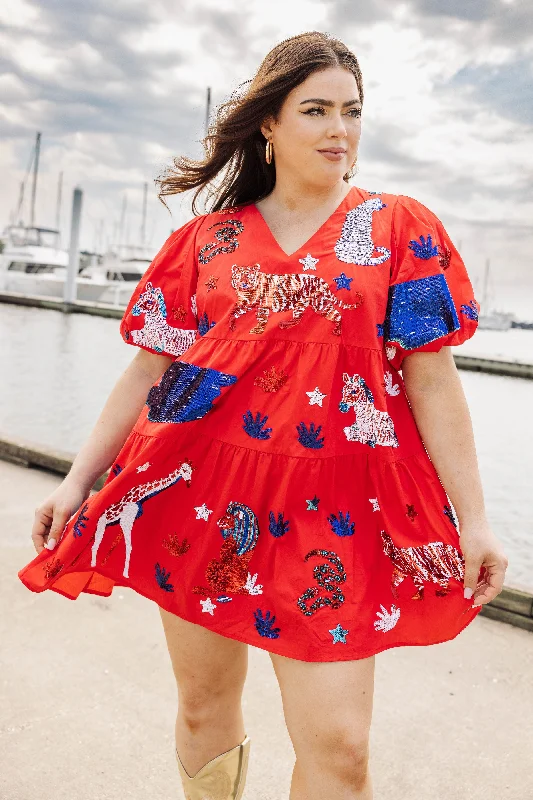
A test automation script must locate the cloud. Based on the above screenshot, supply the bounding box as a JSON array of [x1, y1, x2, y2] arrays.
[[0, 0, 531, 314]]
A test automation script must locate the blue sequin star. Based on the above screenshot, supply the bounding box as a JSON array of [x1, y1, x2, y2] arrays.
[[333, 272, 353, 290], [329, 623, 349, 644]]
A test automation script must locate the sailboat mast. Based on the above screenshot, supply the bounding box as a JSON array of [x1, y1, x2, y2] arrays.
[[29, 131, 41, 228], [140, 181, 147, 246], [55, 170, 63, 240]]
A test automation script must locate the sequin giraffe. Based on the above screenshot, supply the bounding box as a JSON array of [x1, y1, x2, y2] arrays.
[[91, 461, 193, 578], [380, 530, 465, 600], [130, 282, 197, 356], [339, 372, 398, 447]]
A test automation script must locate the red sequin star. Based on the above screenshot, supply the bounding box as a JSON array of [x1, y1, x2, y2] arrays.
[[44, 557, 63, 580], [172, 305, 187, 322], [406, 504, 418, 521], [254, 366, 289, 392], [205, 275, 219, 292]]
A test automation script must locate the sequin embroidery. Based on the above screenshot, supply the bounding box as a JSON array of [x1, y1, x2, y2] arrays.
[[229, 263, 363, 336], [297, 549, 347, 617], [146, 361, 238, 424], [384, 274, 460, 350], [198, 218, 244, 264], [339, 373, 398, 447], [130, 282, 197, 356], [380, 530, 465, 600], [334, 198, 391, 265], [254, 609, 281, 638]]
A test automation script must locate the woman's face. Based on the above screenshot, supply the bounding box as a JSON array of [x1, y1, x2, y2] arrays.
[[261, 66, 362, 189]]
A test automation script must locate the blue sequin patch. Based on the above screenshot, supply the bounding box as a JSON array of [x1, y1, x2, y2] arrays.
[[146, 361, 237, 423], [460, 300, 479, 321], [384, 274, 460, 350]]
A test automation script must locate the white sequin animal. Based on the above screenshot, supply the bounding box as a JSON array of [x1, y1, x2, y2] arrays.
[[91, 462, 193, 578], [334, 198, 391, 265], [130, 282, 197, 356], [339, 372, 398, 447]]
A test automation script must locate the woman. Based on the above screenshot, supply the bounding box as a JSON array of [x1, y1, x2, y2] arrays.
[[19, 31, 508, 800]]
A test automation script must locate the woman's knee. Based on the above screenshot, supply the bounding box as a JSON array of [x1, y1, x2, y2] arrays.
[[301, 725, 371, 785]]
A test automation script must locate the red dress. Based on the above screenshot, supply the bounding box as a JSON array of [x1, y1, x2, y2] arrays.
[[18, 186, 482, 661]]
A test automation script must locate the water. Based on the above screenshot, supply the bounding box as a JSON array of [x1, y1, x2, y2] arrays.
[[1, 303, 531, 591]]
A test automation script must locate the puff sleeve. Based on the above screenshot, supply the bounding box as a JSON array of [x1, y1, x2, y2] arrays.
[[383, 195, 479, 370], [119, 214, 206, 358]]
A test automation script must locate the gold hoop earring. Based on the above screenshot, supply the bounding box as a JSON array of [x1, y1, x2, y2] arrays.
[[345, 156, 358, 180], [265, 138, 273, 165]]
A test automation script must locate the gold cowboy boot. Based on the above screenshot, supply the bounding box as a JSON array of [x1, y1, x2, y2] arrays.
[[176, 735, 251, 800]]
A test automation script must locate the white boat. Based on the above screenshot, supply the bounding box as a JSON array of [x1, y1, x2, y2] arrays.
[[78, 243, 154, 306], [0, 224, 120, 304]]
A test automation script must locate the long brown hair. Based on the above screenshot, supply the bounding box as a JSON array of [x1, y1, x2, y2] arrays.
[[156, 31, 364, 215]]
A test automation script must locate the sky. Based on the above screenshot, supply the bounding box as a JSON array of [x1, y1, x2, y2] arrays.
[[1, 0, 532, 315]]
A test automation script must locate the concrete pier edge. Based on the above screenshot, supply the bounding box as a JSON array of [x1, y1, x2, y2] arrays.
[[2, 432, 531, 633], [1, 290, 533, 378]]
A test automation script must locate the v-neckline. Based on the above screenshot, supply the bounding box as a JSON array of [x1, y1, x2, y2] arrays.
[[250, 186, 356, 259]]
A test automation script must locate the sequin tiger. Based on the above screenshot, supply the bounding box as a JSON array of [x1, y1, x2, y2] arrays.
[[229, 263, 363, 335], [380, 530, 465, 600]]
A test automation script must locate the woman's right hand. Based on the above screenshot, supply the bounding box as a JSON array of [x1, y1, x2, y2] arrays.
[[32, 476, 91, 555]]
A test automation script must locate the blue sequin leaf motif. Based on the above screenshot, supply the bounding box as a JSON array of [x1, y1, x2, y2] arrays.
[[73, 503, 89, 538], [254, 609, 281, 639], [460, 300, 479, 321], [269, 511, 290, 538], [296, 421, 325, 449], [146, 361, 238, 424], [408, 234, 439, 260], [243, 410, 272, 440], [155, 562, 175, 592], [111, 463, 123, 477], [327, 510, 355, 537], [198, 311, 217, 336], [384, 274, 460, 350]]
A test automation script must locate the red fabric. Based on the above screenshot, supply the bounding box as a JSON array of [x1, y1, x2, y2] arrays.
[[18, 186, 482, 661]]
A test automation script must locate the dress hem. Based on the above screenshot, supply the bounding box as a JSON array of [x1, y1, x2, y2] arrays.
[[18, 567, 483, 663]]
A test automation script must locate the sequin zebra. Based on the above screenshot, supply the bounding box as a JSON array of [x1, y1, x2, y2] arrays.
[[339, 373, 398, 447], [334, 198, 391, 266], [193, 501, 261, 596], [229, 263, 363, 336], [130, 282, 197, 356], [380, 530, 465, 600], [90, 461, 193, 578], [297, 549, 347, 616]]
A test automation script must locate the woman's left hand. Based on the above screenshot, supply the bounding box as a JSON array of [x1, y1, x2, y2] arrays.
[[460, 520, 509, 607]]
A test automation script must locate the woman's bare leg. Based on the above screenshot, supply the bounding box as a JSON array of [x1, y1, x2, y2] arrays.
[[270, 651, 375, 799], [159, 608, 248, 777]]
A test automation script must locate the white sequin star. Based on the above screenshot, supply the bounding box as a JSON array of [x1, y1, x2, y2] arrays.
[[194, 503, 213, 521], [200, 597, 216, 615], [299, 253, 319, 271], [386, 345, 397, 361], [136, 461, 150, 473], [306, 386, 327, 407], [369, 498, 380, 512]]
